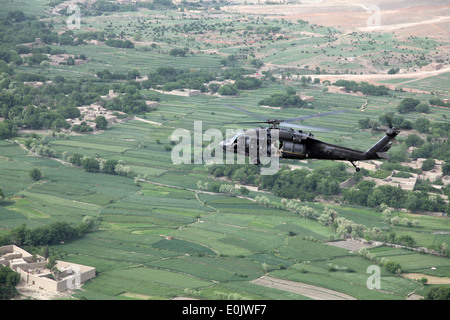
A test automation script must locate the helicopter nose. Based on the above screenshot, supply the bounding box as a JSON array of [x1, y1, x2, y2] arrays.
[[219, 140, 226, 150]]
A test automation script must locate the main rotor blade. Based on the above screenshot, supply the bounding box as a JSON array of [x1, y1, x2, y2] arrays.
[[280, 122, 332, 132], [223, 105, 268, 120], [283, 109, 351, 122], [204, 121, 265, 125]]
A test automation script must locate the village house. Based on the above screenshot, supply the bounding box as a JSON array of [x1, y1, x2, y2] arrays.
[[401, 158, 444, 183], [66, 103, 128, 129], [300, 95, 315, 103], [0, 245, 95, 293], [100, 89, 118, 101], [145, 101, 159, 108], [357, 160, 383, 172]]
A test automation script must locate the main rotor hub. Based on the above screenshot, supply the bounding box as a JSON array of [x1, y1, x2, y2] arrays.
[[266, 119, 283, 128]]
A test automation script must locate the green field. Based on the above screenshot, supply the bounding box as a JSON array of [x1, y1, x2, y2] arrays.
[[1, 2, 450, 301], [1, 109, 449, 300]]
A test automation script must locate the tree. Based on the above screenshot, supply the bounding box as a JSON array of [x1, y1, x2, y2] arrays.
[[94, 116, 108, 130], [103, 159, 118, 174], [81, 157, 99, 172], [443, 162, 450, 176], [440, 242, 448, 255], [169, 48, 187, 57], [424, 287, 450, 300], [422, 158, 435, 171], [0, 265, 20, 300], [218, 84, 238, 96], [415, 103, 429, 113], [397, 98, 421, 113], [0, 120, 17, 139], [358, 117, 371, 129], [69, 153, 83, 166], [388, 67, 399, 74], [405, 134, 424, 148], [0, 189, 3, 201], [418, 277, 428, 286], [239, 186, 250, 196], [29, 168, 43, 181], [384, 260, 402, 274], [414, 118, 430, 133], [80, 215, 101, 232]]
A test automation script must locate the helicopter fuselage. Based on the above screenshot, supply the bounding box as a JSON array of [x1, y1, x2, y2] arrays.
[[220, 127, 400, 170]]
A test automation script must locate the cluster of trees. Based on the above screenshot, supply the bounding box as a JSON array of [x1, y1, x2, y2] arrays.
[[24, 135, 58, 158], [425, 287, 450, 300], [387, 67, 400, 74], [0, 11, 157, 136], [260, 163, 348, 200], [0, 220, 98, 248], [63, 152, 133, 177], [96, 69, 141, 81], [334, 80, 390, 96], [139, 66, 261, 95], [358, 113, 432, 132], [397, 98, 429, 114], [1, 12, 56, 46], [83, 0, 137, 15], [141, 67, 214, 92], [235, 77, 262, 90], [342, 180, 449, 213], [429, 98, 450, 108], [258, 87, 307, 108], [78, 0, 175, 15], [71, 121, 93, 133], [412, 122, 450, 170], [0, 12, 93, 47], [0, 77, 93, 133], [207, 162, 348, 201], [0, 120, 16, 139], [169, 48, 188, 57], [0, 72, 154, 136], [105, 39, 134, 49], [104, 93, 150, 114], [207, 155, 449, 214]]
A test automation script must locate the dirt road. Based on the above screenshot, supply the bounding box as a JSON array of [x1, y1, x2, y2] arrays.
[[253, 276, 357, 300]]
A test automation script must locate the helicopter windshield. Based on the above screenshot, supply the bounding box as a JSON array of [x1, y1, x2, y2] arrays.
[[227, 133, 242, 144], [220, 132, 243, 149]]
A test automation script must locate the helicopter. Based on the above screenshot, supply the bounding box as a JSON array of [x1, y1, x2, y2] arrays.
[[215, 105, 400, 172]]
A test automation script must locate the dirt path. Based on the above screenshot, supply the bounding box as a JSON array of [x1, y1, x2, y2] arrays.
[[133, 116, 162, 126], [357, 15, 450, 32], [301, 65, 450, 83], [253, 276, 357, 300], [403, 273, 450, 285]]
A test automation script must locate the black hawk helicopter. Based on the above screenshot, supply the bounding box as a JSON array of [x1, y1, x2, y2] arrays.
[[216, 105, 400, 171]]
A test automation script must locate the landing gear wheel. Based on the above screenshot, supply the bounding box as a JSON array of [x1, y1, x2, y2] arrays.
[[349, 161, 360, 172]]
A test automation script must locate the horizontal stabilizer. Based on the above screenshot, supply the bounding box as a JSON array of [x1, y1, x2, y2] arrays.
[[376, 152, 389, 159]]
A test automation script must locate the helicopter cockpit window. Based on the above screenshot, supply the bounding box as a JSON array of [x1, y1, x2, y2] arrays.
[[227, 133, 242, 144], [222, 133, 243, 148]]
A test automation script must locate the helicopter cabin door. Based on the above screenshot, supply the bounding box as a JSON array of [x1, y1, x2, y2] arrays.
[[281, 141, 306, 159]]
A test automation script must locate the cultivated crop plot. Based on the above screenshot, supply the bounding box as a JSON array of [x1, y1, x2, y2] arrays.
[[0, 0, 449, 307]]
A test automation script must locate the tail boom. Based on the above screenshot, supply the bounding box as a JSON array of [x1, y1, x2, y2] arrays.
[[364, 128, 400, 160]]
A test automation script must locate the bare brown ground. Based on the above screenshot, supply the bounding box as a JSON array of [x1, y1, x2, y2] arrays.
[[403, 273, 450, 285], [223, 0, 450, 40]]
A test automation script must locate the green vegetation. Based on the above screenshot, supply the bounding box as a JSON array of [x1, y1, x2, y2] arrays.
[[334, 80, 390, 96], [258, 87, 306, 108], [29, 168, 43, 181], [0, 6, 449, 301], [424, 287, 450, 300], [0, 265, 20, 300]]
